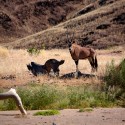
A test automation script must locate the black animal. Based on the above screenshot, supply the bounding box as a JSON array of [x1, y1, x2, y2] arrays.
[[27, 62, 47, 76], [27, 59, 65, 77]]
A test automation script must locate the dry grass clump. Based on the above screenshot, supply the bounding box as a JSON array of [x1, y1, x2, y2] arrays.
[[0, 46, 9, 58]]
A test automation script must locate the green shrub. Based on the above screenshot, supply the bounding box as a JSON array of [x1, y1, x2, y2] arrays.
[[0, 84, 120, 111], [104, 59, 125, 104], [79, 108, 93, 112], [67, 85, 115, 108], [3, 99, 16, 110], [27, 47, 40, 56], [104, 60, 125, 88], [34, 110, 60, 116], [30, 85, 64, 110]]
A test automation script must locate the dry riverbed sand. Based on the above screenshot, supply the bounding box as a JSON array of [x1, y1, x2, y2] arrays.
[[0, 108, 125, 125]]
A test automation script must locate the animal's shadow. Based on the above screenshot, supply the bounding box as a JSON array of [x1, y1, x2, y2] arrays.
[[27, 61, 96, 79], [60, 71, 95, 79]]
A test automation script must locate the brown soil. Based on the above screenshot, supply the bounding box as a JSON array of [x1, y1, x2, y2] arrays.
[[0, 108, 125, 125]]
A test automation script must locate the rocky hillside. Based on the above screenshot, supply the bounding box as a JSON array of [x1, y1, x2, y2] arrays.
[[0, 0, 88, 43], [0, 0, 125, 49]]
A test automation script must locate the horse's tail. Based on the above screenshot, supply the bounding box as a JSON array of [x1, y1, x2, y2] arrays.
[[94, 55, 98, 71]]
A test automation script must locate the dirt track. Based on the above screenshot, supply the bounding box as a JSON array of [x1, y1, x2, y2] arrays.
[[0, 108, 125, 125]]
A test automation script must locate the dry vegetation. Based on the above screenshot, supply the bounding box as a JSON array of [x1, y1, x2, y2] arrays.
[[0, 45, 124, 88]]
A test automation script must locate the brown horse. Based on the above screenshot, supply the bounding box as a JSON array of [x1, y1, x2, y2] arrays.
[[66, 32, 98, 78]]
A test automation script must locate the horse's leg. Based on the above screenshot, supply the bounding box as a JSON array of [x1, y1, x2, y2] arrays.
[[74, 60, 79, 78], [49, 68, 55, 77]]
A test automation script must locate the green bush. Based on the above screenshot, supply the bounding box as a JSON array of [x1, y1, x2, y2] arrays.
[[3, 99, 16, 110], [104, 59, 125, 105], [104, 60, 125, 88], [30, 85, 65, 110], [34, 110, 60, 116], [78, 108, 93, 112], [27, 47, 40, 56], [0, 84, 119, 111]]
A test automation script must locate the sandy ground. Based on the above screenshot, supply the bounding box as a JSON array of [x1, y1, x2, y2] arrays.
[[0, 48, 125, 125], [0, 108, 125, 125], [0, 48, 125, 88]]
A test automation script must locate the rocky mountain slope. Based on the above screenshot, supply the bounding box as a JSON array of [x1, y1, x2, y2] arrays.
[[0, 0, 125, 49]]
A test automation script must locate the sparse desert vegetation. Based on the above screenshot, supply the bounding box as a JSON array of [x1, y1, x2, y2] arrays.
[[0, 46, 125, 111], [34, 110, 60, 116], [0, 0, 125, 124]]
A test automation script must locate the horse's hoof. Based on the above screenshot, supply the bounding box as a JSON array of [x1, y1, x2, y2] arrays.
[[74, 72, 79, 79]]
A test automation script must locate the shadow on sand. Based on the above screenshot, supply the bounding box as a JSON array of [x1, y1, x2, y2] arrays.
[[60, 71, 96, 79]]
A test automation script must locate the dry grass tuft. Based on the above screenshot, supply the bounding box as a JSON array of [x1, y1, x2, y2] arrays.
[[0, 46, 9, 58]]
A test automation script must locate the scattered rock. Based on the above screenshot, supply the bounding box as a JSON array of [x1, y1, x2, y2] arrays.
[[111, 50, 122, 54], [73, 4, 95, 18], [98, 0, 108, 6], [0, 12, 12, 29], [87, 31, 94, 35], [1, 75, 16, 80], [96, 24, 110, 29], [98, 0, 114, 6], [112, 13, 125, 24], [80, 37, 93, 46]]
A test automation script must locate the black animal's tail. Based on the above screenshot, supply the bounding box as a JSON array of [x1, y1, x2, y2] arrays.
[[59, 60, 65, 65]]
